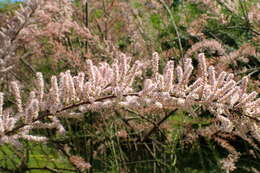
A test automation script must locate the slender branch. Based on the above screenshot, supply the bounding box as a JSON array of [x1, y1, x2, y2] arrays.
[[232, 109, 260, 123], [159, 0, 183, 58], [0, 166, 12, 173], [124, 108, 168, 140], [19, 52, 36, 74], [114, 109, 136, 132], [58, 93, 138, 113], [235, 67, 260, 76], [215, 0, 235, 14], [141, 109, 177, 142], [26, 166, 76, 173], [84, 0, 89, 28], [4, 93, 139, 136], [84, 0, 89, 53]]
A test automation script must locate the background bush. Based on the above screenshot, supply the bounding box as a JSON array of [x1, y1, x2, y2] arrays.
[[0, 0, 259, 173]]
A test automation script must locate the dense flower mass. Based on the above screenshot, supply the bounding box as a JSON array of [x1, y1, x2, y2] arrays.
[[0, 50, 259, 145]]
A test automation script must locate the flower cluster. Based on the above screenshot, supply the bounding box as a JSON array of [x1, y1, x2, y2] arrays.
[[0, 0, 42, 73], [69, 155, 91, 171], [0, 50, 259, 146], [0, 0, 94, 76]]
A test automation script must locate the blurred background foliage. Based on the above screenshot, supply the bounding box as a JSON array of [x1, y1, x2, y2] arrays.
[[0, 0, 259, 172]]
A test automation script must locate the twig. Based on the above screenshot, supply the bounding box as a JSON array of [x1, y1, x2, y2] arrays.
[[4, 93, 138, 136], [20, 52, 36, 74], [26, 166, 76, 173], [114, 109, 136, 132], [0, 166, 12, 173], [235, 67, 260, 76], [84, 0, 89, 53], [215, 0, 235, 14], [123, 108, 169, 141], [141, 109, 177, 142], [159, 0, 183, 58]]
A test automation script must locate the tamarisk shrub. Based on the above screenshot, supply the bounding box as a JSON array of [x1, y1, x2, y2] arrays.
[[0, 52, 259, 146], [0, 1, 259, 172], [0, 0, 42, 73]]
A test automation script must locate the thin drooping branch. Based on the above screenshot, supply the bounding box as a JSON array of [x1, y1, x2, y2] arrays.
[[4, 93, 139, 136]]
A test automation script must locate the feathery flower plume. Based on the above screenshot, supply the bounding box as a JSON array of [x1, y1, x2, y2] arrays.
[[198, 53, 208, 81], [69, 155, 91, 171], [185, 40, 225, 58], [0, 93, 3, 117], [49, 76, 61, 113], [0, 51, 258, 148], [152, 52, 160, 78], [36, 72, 44, 106], [10, 81, 23, 113], [163, 61, 174, 91]]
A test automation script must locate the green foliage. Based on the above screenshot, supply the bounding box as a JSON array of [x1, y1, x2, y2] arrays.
[[150, 13, 163, 30], [92, 9, 104, 19], [131, 0, 142, 9], [118, 36, 132, 50], [0, 0, 21, 13], [0, 143, 74, 173]]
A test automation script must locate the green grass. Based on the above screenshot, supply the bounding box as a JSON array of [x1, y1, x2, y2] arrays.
[[0, 142, 74, 173]]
